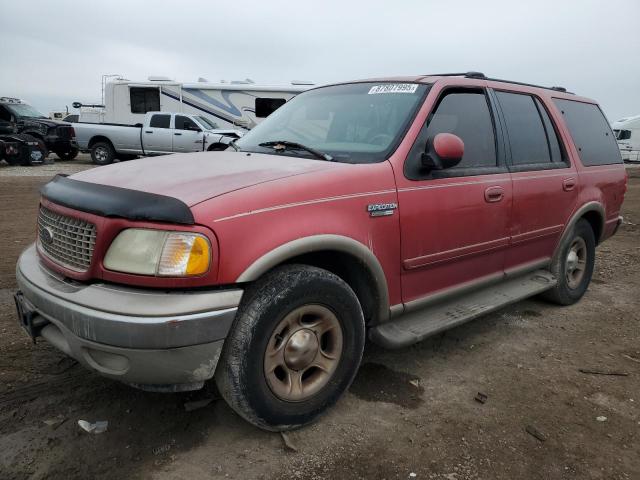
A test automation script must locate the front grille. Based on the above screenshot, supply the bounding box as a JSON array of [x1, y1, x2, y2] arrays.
[[56, 125, 73, 139], [37, 206, 97, 272]]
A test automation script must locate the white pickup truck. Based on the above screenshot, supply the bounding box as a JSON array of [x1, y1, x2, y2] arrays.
[[74, 112, 243, 164]]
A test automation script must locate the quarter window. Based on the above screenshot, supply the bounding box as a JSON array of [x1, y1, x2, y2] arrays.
[[496, 92, 551, 165], [130, 87, 160, 114], [553, 99, 622, 166], [149, 114, 170, 129]]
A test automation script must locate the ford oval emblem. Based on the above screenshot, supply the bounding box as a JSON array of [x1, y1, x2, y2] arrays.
[[41, 227, 54, 245]]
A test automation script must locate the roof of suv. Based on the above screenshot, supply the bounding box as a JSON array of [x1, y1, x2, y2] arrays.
[[350, 72, 595, 104]]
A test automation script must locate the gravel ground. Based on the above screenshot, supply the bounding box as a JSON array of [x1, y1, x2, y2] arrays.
[[0, 162, 638, 480]]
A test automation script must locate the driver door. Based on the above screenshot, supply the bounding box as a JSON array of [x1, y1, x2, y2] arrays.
[[397, 88, 512, 304]]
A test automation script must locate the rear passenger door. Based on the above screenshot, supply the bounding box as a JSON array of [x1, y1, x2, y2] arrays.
[[492, 90, 577, 273], [142, 114, 173, 154], [398, 87, 512, 304]]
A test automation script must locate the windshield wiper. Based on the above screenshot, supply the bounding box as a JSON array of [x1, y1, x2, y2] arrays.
[[258, 140, 334, 162]]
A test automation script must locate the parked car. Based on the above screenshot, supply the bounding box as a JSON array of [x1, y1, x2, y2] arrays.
[[0, 97, 78, 160], [15, 73, 626, 431], [73, 111, 244, 164]]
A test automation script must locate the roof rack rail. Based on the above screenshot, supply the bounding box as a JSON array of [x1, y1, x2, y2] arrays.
[[420, 72, 573, 94], [420, 71, 486, 78]]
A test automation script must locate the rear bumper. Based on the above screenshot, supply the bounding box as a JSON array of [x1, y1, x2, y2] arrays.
[[15, 245, 242, 390]]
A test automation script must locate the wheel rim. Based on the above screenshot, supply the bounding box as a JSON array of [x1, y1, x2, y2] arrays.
[[95, 147, 107, 162], [565, 237, 587, 289], [264, 304, 343, 402]]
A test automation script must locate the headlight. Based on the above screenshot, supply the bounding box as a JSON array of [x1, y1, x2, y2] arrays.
[[104, 229, 211, 277]]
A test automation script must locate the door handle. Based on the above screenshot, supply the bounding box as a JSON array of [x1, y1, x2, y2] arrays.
[[562, 177, 577, 191], [174, 132, 182, 136], [484, 186, 504, 203], [145, 131, 153, 134]]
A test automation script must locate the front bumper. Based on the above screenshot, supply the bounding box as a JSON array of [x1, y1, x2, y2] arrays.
[[15, 245, 242, 390]]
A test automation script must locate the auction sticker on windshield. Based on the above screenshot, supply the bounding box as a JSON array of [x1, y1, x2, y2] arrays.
[[368, 84, 418, 94]]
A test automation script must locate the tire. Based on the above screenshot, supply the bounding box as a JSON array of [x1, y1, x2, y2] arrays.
[[542, 219, 596, 305], [30, 137, 49, 161], [91, 141, 115, 165], [10, 134, 47, 165], [56, 148, 79, 161], [215, 265, 365, 431]]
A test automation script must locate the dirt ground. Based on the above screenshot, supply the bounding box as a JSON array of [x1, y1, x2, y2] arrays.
[[0, 157, 638, 480]]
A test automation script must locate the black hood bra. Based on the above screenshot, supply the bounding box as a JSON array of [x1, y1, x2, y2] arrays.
[[41, 175, 195, 225]]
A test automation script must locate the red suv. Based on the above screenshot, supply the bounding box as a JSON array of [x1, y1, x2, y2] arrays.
[[15, 72, 626, 431]]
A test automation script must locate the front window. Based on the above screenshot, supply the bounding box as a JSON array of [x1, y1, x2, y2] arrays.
[[236, 82, 429, 163], [6, 103, 47, 119]]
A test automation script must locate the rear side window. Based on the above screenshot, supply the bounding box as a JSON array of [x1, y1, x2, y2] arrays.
[[255, 98, 286, 118], [174, 115, 199, 130], [553, 99, 622, 166], [496, 92, 551, 165], [130, 87, 160, 114], [149, 114, 170, 129]]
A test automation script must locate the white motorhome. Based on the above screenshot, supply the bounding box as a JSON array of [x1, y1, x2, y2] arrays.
[[79, 77, 313, 129], [612, 115, 640, 162]]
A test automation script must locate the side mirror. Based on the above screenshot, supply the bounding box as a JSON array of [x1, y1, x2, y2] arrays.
[[421, 133, 464, 171]]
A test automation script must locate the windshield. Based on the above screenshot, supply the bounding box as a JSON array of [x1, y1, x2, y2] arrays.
[[196, 115, 218, 130], [6, 103, 47, 119], [236, 82, 429, 163]]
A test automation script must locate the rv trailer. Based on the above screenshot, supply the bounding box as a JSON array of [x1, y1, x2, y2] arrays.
[[612, 115, 640, 162], [78, 77, 314, 129]]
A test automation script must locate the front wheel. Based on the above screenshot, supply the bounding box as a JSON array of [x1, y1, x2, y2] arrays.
[[91, 141, 115, 165], [542, 219, 596, 305], [215, 265, 365, 431]]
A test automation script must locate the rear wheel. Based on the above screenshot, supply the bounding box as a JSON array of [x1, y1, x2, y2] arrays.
[[91, 141, 115, 165], [542, 219, 596, 305], [215, 265, 365, 431]]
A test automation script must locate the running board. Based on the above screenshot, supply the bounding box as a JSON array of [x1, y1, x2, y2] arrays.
[[369, 270, 557, 349]]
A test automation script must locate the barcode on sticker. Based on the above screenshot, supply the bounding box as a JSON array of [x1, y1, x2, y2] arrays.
[[368, 84, 418, 95]]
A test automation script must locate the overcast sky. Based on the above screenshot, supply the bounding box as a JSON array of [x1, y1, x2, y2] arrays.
[[1, 0, 638, 121]]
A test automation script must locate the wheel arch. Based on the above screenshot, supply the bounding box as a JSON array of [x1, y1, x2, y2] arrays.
[[88, 136, 114, 150], [207, 142, 227, 151], [553, 201, 605, 262], [236, 235, 390, 325]]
